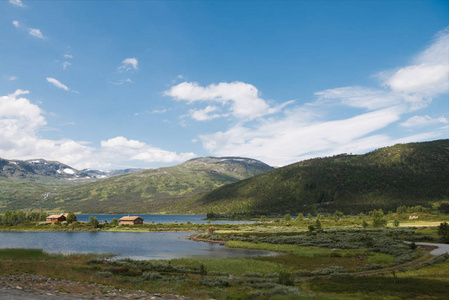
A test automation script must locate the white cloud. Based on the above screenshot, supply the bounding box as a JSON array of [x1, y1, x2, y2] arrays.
[[189, 106, 223, 121], [6, 75, 18, 81], [315, 86, 402, 110], [64, 54, 73, 59], [385, 27, 449, 97], [9, 0, 24, 7], [165, 81, 289, 120], [12, 20, 45, 39], [400, 115, 448, 128], [46, 77, 69, 91], [62, 61, 72, 70], [183, 27, 449, 166], [28, 28, 44, 39], [0, 91, 197, 169], [118, 58, 138, 72], [101, 136, 196, 163], [387, 64, 449, 95], [111, 78, 133, 85], [199, 106, 404, 166]]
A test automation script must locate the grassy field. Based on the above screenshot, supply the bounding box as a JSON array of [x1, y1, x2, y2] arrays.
[[1, 215, 448, 299]]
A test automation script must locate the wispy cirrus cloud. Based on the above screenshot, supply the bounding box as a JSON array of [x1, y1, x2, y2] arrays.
[[165, 27, 449, 167], [400, 115, 448, 128], [46, 77, 69, 91], [111, 78, 133, 85]]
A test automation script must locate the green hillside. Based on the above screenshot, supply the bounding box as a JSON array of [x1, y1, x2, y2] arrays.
[[174, 140, 449, 215], [0, 158, 95, 211], [36, 157, 273, 213]]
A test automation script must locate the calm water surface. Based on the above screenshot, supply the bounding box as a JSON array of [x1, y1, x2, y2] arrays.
[[0, 231, 275, 260], [76, 214, 253, 224]]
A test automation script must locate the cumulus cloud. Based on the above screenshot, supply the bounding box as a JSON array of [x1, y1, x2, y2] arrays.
[[118, 58, 138, 72], [165, 81, 290, 120], [12, 20, 20, 28], [9, 0, 24, 7], [0, 90, 196, 169], [46, 77, 69, 91]]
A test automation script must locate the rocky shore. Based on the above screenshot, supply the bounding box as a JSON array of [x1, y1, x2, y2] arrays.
[[0, 274, 191, 300]]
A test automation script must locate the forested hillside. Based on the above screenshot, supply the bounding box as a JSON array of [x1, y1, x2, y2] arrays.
[[174, 140, 449, 215]]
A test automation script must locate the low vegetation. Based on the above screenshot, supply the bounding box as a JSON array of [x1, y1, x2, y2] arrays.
[[1, 210, 449, 299]]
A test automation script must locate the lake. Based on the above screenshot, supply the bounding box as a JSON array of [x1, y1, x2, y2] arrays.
[[0, 231, 275, 260], [76, 214, 253, 224]]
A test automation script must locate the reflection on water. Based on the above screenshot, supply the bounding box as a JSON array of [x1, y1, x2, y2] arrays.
[[0, 231, 276, 260]]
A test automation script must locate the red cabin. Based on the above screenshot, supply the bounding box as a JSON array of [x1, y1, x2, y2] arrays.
[[46, 214, 66, 222]]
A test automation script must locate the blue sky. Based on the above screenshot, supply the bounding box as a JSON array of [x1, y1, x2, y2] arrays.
[[1, 0, 448, 170]]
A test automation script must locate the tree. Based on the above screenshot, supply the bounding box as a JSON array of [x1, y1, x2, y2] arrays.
[[315, 219, 323, 231], [438, 203, 449, 214], [334, 210, 344, 221], [438, 222, 449, 243], [88, 216, 99, 228], [66, 211, 76, 223], [393, 219, 400, 227], [110, 218, 119, 226], [296, 213, 304, 222], [283, 214, 292, 221], [308, 225, 315, 232], [371, 209, 387, 228]]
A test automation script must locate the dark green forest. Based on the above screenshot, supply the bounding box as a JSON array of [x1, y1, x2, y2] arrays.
[[172, 140, 449, 215]]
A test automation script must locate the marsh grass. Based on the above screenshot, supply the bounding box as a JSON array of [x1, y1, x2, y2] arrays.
[[171, 257, 287, 275]]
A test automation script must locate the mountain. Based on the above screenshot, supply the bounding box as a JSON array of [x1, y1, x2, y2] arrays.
[[82, 168, 144, 178], [0, 158, 97, 211], [0, 158, 90, 180], [34, 157, 273, 213], [177, 140, 449, 215]]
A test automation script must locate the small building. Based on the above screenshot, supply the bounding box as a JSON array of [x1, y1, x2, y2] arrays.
[[119, 216, 144, 225], [46, 214, 66, 222]]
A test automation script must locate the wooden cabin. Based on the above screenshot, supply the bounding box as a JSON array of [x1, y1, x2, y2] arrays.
[[119, 216, 144, 225], [46, 214, 66, 222]]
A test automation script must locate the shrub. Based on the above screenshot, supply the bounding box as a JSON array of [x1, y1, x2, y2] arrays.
[[243, 272, 263, 277], [95, 271, 112, 277], [250, 285, 301, 297], [278, 271, 294, 286], [312, 266, 347, 276], [200, 277, 230, 287], [141, 271, 163, 281], [438, 222, 449, 243]]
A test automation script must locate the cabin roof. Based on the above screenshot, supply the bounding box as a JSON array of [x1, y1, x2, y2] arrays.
[[47, 214, 65, 219], [119, 216, 143, 221]]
